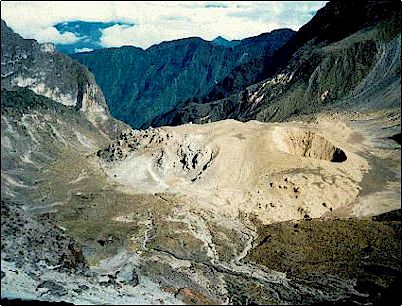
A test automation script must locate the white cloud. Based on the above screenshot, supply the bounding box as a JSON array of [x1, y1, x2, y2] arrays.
[[99, 25, 136, 48], [99, 22, 200, 49], [37, 28, 80, 45], [1, 1, 327, 49], [74, 47, 94, 53]]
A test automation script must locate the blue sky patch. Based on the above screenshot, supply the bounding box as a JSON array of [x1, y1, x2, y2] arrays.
[[54, 21, 134, 54]]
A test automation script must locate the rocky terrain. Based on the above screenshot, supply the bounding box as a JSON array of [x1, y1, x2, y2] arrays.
[[3, 88, 399, 304], [1, 1, 401, 305], [1, 19, 123, 136], [151, 1, 400, 127], [1, 88, 182, 305]]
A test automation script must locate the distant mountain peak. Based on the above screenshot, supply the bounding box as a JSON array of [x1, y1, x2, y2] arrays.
[[213, 35, 228, 42], [212, 36, 240, 47]]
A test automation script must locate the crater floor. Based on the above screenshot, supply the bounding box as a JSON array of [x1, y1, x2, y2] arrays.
[[99, 118, 371, 224]]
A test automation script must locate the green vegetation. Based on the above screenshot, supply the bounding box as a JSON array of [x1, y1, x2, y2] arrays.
[[72, 30, 294, 128], [1, 88, 73, 117]]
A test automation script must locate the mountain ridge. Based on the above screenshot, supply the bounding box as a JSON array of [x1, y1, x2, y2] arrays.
[[72, 28, 295, 128], [1, 19, 125, 137], [150, 0, 401, 127]]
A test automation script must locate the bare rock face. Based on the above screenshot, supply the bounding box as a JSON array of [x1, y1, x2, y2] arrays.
[[0, 19, 121, 134]]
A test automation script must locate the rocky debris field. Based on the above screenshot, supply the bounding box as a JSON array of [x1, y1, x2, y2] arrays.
[[1, 200, 86, 272], [1, 107, 400, 305], [1, 82, 400, 306], [1, 199, 183, 305]]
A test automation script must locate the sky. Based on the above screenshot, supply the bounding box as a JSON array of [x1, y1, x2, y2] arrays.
[[1, 1, 327, 50]]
